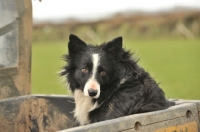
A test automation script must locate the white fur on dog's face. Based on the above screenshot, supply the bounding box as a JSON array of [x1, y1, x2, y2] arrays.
[[74, 90, 98, 125], [83, 54, 100, 98]]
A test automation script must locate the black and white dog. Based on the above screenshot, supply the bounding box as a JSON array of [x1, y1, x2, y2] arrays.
[[61, 34, 173, 125]]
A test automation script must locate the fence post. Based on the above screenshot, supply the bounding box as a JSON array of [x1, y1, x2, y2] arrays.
[[0, 0, 32, 99]]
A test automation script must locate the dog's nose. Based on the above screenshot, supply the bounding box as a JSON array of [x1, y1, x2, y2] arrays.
[[88, 89, 98, 97]]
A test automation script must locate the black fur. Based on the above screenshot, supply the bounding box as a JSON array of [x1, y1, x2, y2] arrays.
[[61, 34, 174, 124]]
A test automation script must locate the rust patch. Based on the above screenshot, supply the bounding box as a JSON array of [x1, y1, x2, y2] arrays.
[[12, 98, 70, 132], [0, 115, 13, 132], [154, 121, 198, 132], [0, 96, 75, 132]]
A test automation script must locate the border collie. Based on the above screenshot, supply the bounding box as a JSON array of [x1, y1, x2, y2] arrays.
[[61, 34, 173, 125]]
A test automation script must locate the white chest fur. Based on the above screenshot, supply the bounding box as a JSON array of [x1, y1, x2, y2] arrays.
[[73, 90, 98, 125]]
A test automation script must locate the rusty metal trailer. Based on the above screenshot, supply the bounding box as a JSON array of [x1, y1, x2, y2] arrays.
[[0, 95, 200, 132], [0, 0, 199, 132]]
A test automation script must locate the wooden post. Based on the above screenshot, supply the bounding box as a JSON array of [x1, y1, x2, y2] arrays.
[[0, 0, 32, 99]]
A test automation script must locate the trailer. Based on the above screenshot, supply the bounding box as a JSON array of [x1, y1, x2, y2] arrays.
[[0, 0, 199, 132], [0, 95, 199, 132]]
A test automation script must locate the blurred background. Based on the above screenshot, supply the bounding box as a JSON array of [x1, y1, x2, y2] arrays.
[[31, 0, 200, 99]]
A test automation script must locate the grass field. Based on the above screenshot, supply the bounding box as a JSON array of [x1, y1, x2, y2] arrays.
[[32, 38, 200, 99]]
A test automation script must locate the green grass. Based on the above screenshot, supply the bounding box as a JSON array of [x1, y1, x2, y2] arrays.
[[32, 38, 200, 99], [31, 41, 70, 95]]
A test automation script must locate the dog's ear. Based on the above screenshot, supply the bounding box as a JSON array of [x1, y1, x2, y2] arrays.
[[104, 36, 122, 56], [68, 34, 87, 53]]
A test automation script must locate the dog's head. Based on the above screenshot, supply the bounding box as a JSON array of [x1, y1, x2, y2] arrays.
[[62, 34, 130, 99]]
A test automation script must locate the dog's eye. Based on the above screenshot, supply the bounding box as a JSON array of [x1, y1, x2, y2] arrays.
[[81, 68, 88, 73], [100, 71, 106, 75]]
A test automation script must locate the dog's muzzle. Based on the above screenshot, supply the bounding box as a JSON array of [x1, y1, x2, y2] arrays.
[[84, 79, 100, 98]]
